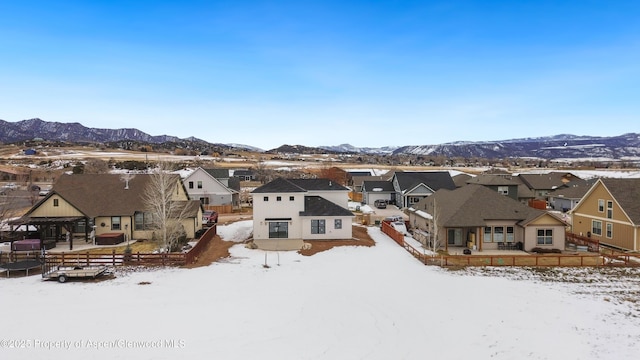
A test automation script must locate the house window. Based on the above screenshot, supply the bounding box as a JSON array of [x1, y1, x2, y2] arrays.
[[199, 197, 209, 205], [53, 198, 59, 207], [268, 222, 288, 238], [497, 186, 509, 195], [277, 196, 282, 201], [263, 196, 269, 201], [598, 199, 604, 212], [506, 227, 514, 242], [592, 220, 602, 236], [606, 201, 613, 219], [111, 216, 121, 231], [134, 212, 154, 230], [188, 181, 194, 189], [289, 196, 294, 201], [606, 223, 613, 238], [536, 229, 553, 245], [493, 226, 504, 242], [311, 219, 326, 234], [197, 181, 203, 189], [483, 226, 492, 242], [74, 220, 86, 233], [408, 197, 421, 205], [335, 219, 342, 229]]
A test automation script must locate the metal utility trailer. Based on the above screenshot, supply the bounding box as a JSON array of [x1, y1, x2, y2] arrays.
[[42, 265, 110, 283]]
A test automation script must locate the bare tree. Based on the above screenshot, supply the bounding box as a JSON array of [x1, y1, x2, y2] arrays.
[[428, 198, 442, 256], [142, 162, 189, 252]]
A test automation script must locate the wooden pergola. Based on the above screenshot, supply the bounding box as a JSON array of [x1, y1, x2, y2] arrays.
[[8, 215, 90, 251]]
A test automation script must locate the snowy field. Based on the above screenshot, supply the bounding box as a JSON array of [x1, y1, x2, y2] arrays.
[[1, 222, 640, 360]]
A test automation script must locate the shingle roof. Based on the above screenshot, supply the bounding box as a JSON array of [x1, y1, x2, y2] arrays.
[[415, 184, 544, 228], [518, 172, 581, 191], [204, 168, 230, 179], [601, 178, 640, 224], [362, 180, 395, 192], [453, 173, 473, 188], [299, 196, 354, 217], [252, 177, 350, 193], [394, 171, 456, 193], [252, 177, 307, 193], [289, 178, 349, 191], [44, 173, 184, 218], [466, 174, 520, 186]]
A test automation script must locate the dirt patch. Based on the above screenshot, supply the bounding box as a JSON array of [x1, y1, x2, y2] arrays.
[[184, 235, 236, 268], [298, 226, 375, 256]]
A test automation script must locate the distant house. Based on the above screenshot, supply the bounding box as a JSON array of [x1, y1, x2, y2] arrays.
[[570, 178, 640, 251], [465, 174, 520, 201], [410, 185, 567, 252], [23, 149, 37, 155], [517, 172, 582, 199], [361, 180, 395, 205], [547, 179, 596, 212], [251, 178, 354, 250], [11, 174, 202, 250], [391, 171, 456, 208], [182, 167, 239, 208], [233, 169, 256, 181]]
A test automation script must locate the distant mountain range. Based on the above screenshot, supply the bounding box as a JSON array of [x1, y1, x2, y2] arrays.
[[2, 118, 639, 160]]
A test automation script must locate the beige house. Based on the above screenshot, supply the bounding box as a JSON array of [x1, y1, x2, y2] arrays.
[[410, 185, 567, 252], [570, 178, 640, 251], [12, 173, 202, 250]]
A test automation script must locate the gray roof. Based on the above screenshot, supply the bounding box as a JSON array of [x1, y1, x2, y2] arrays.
[[518, 172, 581, 191], [466, 174, 520, 186], [549, 179, 595, 199], [252, 177, 349, 193], [452, 173, 473, 188], [204, 168, 230, 179], [394, 171, 456, 192], [299, 196, 354, 217], [362, 180, 395, 192], [600, 178, 640, 224], [414, 184, 544, 228]]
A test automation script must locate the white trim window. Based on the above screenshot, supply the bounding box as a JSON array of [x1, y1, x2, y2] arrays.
[[606, 223, 613, 238], [592, 220, 602, 236], [497, 186, 509, 195], [536, 229, 553, 245], [598, 199, 605, 212]]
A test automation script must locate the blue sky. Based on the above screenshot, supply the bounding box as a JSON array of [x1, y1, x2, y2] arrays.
[[1, 1, 639, 150]]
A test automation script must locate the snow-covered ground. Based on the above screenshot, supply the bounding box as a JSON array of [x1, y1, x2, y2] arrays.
[[1, 222, 640, 360]]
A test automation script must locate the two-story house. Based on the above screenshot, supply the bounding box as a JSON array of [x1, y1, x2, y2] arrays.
[[571, 178, 640, 251], [182, 167, 239, 209], [251, 178, 354, 250]]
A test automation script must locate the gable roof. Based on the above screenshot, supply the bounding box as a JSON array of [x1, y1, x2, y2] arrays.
[[517, 172, 581, 191], [549, 178, 596, 199], [452, 173, 473, 188], [35, 173, 183, 218], [253, 177, 350, 193], [299, 196, 354, 217], [600, 178, 640, 224], [394, 171, 456, 193], [415, 184, 545, 228]]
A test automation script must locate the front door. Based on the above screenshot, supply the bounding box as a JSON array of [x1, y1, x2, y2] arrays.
[[447, 228, 463, 246]]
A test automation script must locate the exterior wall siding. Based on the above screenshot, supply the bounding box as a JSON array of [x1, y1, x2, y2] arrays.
[[30, 196, 84, 217], [300, 216, 352, 240], [252, 192, 305, 240]]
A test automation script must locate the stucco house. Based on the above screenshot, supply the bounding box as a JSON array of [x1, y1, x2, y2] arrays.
[[182, 167, 240, 208], [409, 185, 567, 252], [391, 171, 456, 208], [10, 173, 202, 250], [251, 177, 354, 250], [570, 178, 640, 251]]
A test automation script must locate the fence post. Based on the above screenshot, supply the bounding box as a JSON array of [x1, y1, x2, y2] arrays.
[[86, 252, 90, 266]]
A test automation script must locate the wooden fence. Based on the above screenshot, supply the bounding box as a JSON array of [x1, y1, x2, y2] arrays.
[[565, 232, 600, 252], [381, 222, 639, 267], [203, 204, 233, 214], [2, 226, 219, 269], [185, 225, 216, 264]]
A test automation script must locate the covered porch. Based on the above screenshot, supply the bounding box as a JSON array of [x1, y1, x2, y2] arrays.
[[8, 216, 91, 251]]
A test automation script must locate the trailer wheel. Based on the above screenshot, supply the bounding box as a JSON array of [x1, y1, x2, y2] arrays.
[[58, 275, 68, 283]]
